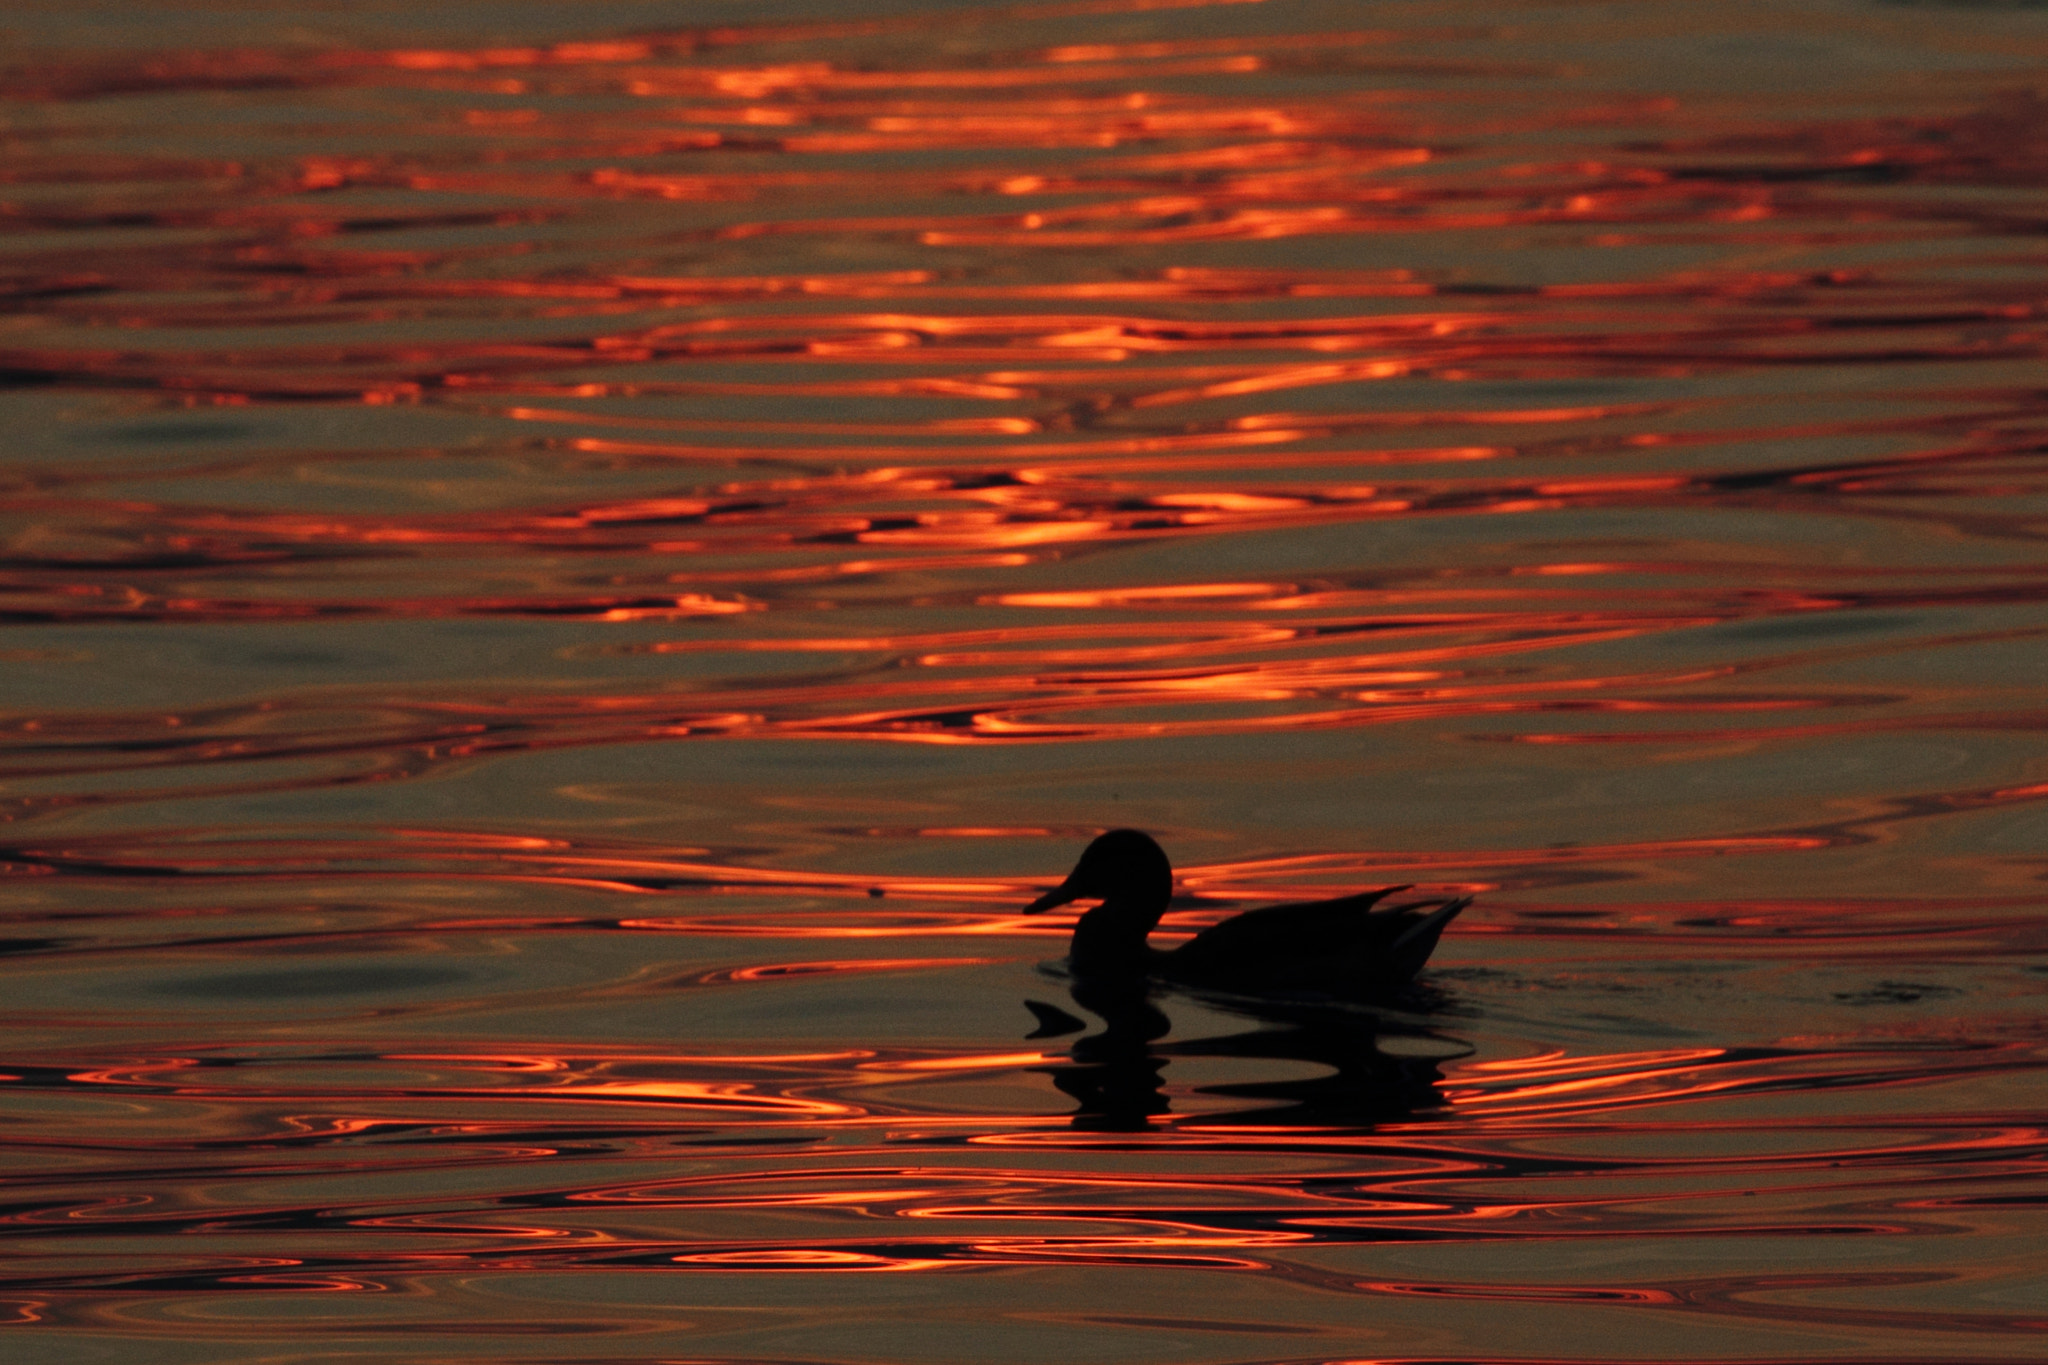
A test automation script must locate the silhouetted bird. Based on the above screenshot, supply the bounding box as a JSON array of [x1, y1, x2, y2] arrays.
[[1024, 829, 1468, 997]]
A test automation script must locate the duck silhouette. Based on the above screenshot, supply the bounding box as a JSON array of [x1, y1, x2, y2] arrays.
[[1024, 829, 1468, 998]]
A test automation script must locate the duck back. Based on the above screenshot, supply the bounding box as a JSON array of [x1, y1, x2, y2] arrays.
[[1162, 890, 1469, 996]]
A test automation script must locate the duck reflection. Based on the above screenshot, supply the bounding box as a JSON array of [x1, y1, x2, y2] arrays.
[[1026, 978, 1465, 1131], [1026, 978, 1173, 1131]]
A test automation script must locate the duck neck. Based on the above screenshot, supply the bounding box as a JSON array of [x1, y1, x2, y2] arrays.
[[1070, 895, 1167, 978]]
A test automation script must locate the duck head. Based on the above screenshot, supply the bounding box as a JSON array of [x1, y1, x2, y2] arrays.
[[1024, 829, 1175, 976]]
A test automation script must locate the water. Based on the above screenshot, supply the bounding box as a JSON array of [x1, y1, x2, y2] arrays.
[[3, 0, 2047, 1359]]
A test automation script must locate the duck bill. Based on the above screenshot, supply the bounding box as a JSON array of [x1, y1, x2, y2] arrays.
[[1023, 879, 1081, 914]]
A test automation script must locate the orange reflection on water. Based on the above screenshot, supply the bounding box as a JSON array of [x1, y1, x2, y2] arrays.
[[4, 0, 2048, 1357]]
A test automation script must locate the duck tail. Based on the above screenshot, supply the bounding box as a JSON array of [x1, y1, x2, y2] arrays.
[[1385, 896, 1471, 980]]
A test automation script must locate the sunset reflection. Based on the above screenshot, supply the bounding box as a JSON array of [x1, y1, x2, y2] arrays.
[[4, 0, 2047, 1360]]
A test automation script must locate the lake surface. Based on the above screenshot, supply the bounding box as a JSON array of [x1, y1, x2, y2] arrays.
[[3, 0, 2046, 1360]]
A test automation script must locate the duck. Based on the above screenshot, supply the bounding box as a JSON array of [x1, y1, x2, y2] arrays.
[[1024, 829, 1468, 997]]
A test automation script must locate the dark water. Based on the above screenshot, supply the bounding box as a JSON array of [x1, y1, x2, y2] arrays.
[[3, 0, 2047, 1359]]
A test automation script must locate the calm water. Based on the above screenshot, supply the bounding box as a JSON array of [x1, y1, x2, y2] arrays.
[[3, 0, 2047, 1359]]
